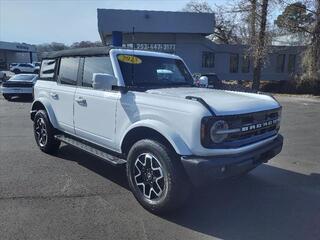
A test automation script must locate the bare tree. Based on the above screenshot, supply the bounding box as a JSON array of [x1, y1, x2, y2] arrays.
[[183, 1, 241, 44], [184, 0, 284, 91], [249, 0, 257, 45], [252, 0, 270, 90]]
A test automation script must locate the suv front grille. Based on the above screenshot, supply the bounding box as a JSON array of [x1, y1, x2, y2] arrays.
[[226, 110, 279, 142]]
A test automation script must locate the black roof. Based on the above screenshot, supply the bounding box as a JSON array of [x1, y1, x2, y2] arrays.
[[42, 46, 113, 59]]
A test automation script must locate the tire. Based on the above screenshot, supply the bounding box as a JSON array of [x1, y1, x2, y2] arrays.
[[127, 139, 190, 214], [3, 94, 11, 100], [33, 110, 60, 154]]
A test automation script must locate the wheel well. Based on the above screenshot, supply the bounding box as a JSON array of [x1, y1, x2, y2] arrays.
[[121, 127, 177, 157], [31, 101, 46, 121]]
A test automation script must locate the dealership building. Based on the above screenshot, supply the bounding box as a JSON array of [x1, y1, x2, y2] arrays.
[[0, 41, 38, 69], [97, 9, 304, 81]]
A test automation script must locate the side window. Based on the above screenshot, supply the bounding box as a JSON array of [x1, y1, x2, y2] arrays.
[[40, 59, 56, 80], [59, 57, 80, 85], [202, 52, 215, 68], [287, 54, 296, 73], [276, 54, 285, 73], [229, 54, 239, 73], [241, 55, 250, 73], [82, 56, 114, 88]]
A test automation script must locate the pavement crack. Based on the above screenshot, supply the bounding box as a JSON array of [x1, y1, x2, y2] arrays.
[[0, 193, 99, 201]]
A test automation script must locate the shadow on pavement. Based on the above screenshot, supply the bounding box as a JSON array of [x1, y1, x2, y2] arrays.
[[167, 165, 320, 240], [56, 145, 320, 240], [56, 145, 129, 190], [6, 96, 33, 103]]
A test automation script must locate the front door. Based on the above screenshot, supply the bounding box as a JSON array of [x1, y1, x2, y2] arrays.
[[73, 56, 119, 150], [74, 88, 119, 149], [20, 63, 34, 73]]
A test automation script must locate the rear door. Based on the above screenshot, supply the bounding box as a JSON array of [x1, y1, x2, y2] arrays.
[[74, 56, 120, 150], [49, 57, 80, 134], [20, 63, 34, 73]]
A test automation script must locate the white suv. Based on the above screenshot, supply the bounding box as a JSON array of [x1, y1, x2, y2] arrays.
[[30, 47, 283, 213], [10, 63, 39, 74]]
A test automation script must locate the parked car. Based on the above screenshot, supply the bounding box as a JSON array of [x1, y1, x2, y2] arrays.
[[195, 73, 222, 89], [10, 63, 39, 74], [1, 74, 38, 100], [202, 73, 223, 88], [31, 47, 283, 213], [0, 71, 6, 82]]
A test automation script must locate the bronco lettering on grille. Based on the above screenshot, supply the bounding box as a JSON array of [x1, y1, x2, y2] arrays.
[[241, 119, 278, 132]]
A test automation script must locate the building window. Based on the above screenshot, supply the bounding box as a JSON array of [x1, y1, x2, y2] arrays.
[[202, 52, 215, 68], [241, 55, 250, 73], [287, 54, 296, 73], [276, 54, 285, 73], [229, 54, 239, 73]]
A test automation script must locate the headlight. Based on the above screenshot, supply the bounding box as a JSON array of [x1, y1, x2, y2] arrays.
[[210, 120, 229, 143]]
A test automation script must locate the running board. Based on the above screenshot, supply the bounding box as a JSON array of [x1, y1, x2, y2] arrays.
[[55, 134, 126, 166]]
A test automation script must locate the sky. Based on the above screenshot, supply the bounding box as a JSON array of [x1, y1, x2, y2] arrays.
[[0, 0, 224, 45]]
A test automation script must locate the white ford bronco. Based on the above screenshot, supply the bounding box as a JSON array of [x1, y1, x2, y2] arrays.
[[31, 47, 283, 213]]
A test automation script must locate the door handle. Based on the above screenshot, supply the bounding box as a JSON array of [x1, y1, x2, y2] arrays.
[[50, 92, 58, 99], [75, 97, 87, 106]]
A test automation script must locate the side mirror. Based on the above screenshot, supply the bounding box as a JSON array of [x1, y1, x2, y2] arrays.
[[199, 76, 208, 88], [92, 73, 116, 91]]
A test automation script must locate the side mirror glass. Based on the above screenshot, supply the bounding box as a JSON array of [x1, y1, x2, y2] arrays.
[[92, 73, 116, 91], [199, 76, 208, 88]]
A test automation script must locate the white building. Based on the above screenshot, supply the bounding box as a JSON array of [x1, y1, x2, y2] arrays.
[[98, 9, 305, 81], [0, 41, 38, 69]]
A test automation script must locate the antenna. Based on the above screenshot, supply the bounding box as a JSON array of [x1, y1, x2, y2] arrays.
[[131, 26, 135, 86], [132, 26, 135, 51]]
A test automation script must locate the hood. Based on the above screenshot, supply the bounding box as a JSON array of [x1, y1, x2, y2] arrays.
[[146, 87, 280, 115]]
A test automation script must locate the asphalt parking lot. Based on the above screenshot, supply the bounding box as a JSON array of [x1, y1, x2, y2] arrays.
[[0, 94, 319, 240]]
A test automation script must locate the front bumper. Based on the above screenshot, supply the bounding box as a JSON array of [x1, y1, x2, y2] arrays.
[[181, 134, 283, 186]]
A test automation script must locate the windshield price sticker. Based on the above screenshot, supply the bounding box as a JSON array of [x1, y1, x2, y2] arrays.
[[117, 55, 142, 64]]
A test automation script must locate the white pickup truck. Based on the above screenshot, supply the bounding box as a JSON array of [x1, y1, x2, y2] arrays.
[[31, 47, 283, 213]]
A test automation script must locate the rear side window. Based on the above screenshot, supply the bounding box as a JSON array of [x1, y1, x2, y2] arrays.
[[40, 59, 56, 80], [20, 63, 33, 68], [11, 74, 36, 81], [82, 56, 114, 88], [59, 57, 80, 85]]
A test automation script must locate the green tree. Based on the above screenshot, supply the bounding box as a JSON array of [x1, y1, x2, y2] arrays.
[[300, 0, 320, 92], [275, 0, 320, 93], [275, 2, 315, 34], [70, 41, 103, 48]]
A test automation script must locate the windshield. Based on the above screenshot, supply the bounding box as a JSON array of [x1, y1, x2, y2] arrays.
[[117, 54, 194, 88], [9, 74, 36, 81]]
